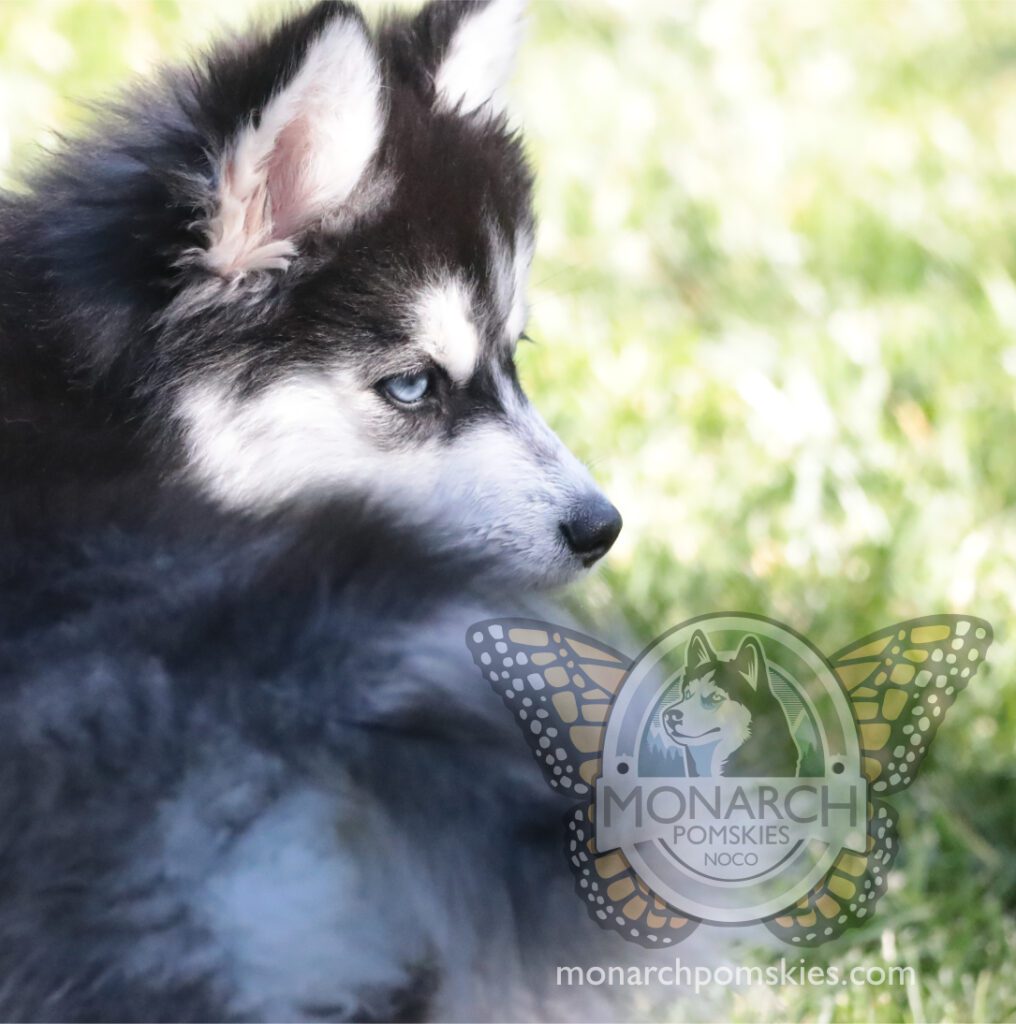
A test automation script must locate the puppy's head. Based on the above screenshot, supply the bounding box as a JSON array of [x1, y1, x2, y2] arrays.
[[110, 0, 622, 586]]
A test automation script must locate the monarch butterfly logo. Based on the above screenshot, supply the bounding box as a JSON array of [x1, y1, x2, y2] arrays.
[[467, 613, 991, 948]]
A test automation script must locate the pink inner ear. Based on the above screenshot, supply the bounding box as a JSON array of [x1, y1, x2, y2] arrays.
[[266, 113, 315, 240], [200, 16, 384, 280]]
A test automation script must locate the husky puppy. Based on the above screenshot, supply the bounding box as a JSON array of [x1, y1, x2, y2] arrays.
[[658, 631, 801, 778], [0, 1, 631, 1020]]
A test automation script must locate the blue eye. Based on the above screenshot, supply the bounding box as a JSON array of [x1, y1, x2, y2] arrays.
[[382, 371, 431, 406]]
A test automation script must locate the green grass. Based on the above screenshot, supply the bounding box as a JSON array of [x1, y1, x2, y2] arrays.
[[3, 2, 1016, 1020]]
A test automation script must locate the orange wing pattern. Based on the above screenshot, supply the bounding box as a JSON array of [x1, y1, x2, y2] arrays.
[[568, 803, 699, 948], [764, 800, 897, 946], [832, 615, 992, 794], [767, 614, 991, 945], [468, 619, 701, 947], [466, 619, 629, 799]]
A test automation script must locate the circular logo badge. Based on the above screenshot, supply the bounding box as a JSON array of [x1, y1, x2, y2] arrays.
[[596, 613, 868, 924]]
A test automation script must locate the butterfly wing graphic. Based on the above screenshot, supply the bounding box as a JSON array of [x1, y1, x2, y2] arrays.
[[567, 802, 700, 948], [467, 618, 628, 798], [763, 799, 899, 946], [467, 618, 700, 947], [764, 614, 992, 946], [829, 614, 992, 794]]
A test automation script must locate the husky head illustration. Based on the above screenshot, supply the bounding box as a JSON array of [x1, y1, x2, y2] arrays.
[[658, 630, 800, 777]]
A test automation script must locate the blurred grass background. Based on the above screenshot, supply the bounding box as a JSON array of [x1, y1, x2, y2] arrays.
[[2, 1, 1015, 1021]]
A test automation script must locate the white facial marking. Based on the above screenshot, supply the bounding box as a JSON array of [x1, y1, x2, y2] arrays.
[[202, 15, 385, 279], [491, 227, 534, 344], [414, 279, 480, 383], [503, 229, 536, 344], [176, 363, 603, 586], [434, 0, 526, 118], [177, 374, 372, 510]]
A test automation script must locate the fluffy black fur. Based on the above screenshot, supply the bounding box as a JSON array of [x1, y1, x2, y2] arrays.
[[0, 3, 626, 1020], [0, 0, 533, 535], [1, 497, 609, 1019]]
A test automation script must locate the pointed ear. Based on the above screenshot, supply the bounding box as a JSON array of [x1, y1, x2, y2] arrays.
[[415, 0, 526, 118], [685, 630, 718, 672], [734, 636, 771, 692], [200, 8, 385, 280]]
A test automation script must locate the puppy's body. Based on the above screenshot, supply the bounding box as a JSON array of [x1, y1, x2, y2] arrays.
[[0, 2, 629, 1019], [2, 509, 616, 1021]]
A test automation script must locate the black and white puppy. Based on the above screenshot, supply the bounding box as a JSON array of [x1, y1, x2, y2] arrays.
[[0, 1, 632, 1020]]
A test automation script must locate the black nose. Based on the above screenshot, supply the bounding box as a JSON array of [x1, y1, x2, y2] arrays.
[[665, 708, 683, 726], [560, 496, 623, 566]]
